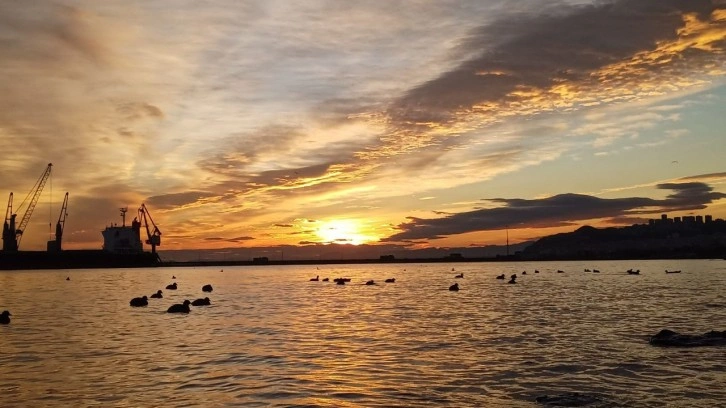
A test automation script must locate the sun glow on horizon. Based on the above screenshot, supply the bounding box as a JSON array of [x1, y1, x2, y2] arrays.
[[316, 219, 378, 245]]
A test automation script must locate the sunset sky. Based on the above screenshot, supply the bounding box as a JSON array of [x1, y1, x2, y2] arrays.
[[1, 0, 725, 253]]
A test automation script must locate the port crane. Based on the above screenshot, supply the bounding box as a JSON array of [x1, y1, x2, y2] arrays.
[[2, 163, 53, 251], [138, 203, 161, 254], [47, 192, 69, 252]]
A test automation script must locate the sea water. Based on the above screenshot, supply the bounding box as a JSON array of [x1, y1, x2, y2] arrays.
[[1, 259, 725, 407]]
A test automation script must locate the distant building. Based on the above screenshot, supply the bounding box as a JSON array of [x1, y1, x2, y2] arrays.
[[649, 213, 717, 227]]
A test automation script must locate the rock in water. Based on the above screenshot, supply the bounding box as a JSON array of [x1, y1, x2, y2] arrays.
[[649, 329, 726, 347]]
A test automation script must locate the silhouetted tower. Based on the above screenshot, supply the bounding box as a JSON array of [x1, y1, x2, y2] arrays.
[[47, 192, 69, 252], [119, 207, 128, 227]]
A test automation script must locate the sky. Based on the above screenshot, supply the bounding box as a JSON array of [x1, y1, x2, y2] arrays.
[[1, 0, 725, 255]]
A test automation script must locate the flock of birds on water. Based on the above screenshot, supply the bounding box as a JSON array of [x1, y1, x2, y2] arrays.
[[128, 275, 214, 313], [307, 268, 472, 292], [308, 266, 685, 294], [0, 267, 685, 325]]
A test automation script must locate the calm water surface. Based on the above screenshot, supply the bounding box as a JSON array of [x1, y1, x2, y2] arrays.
[[1, 260, 725, 407]]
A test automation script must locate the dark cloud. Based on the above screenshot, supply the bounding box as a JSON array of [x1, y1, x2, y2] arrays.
[[385, 182, 726, 241], [145, 191, 217, 209], [655, 182, 726, 211], [389, 0, 723, 127], [274, 224, 293, 228], [287, 230, 315, 236], [203, 236, 254, 242], [228, 236, 254, 242]]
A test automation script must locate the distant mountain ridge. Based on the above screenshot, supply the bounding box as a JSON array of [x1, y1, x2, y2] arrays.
[[520, 219, 726, 260]]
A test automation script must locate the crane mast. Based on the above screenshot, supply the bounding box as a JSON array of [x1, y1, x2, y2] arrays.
[[138, 203, 161, 254], [2, 193, 16, 251], [47, 192, 69, 252]]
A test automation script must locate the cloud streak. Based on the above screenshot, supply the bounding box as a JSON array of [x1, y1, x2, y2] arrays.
[[383, 0, 724, 143], [385, 182, 726, 241]]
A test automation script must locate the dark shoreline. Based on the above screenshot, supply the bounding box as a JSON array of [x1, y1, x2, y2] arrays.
[[0, 250, 159, 270], [1, 252, 723, 271], [159, 255, 725, 268]]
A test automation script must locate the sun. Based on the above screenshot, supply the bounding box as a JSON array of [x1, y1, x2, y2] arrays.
[[316, 219, 376, 245]]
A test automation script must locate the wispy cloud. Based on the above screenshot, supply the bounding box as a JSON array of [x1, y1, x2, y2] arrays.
[[2, 1, 724, 250]]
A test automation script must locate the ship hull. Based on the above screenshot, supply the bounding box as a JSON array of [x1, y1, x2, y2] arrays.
[[0, 250, 160, 270]]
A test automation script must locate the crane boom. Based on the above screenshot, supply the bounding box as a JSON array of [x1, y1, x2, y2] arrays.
[[138, 203, 161, 253], [2, 193, 16, 251], [15, 163, 53, 248]]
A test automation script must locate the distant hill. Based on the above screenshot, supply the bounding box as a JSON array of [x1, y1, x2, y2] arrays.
[[520, 219, 726, 260]]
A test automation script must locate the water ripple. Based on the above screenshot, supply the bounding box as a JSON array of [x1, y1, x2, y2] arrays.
[[1, 260, 725, 407]]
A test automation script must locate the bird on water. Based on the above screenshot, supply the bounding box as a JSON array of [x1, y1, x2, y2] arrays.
[[191, 297, 211, 306], [130, 296, 148, 307], [150, 290, 163, 299], [0, 310, 11, 324], [202, 284, 213, 292], [167, 300, 191, 313], [166, 282, 178, 290]]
